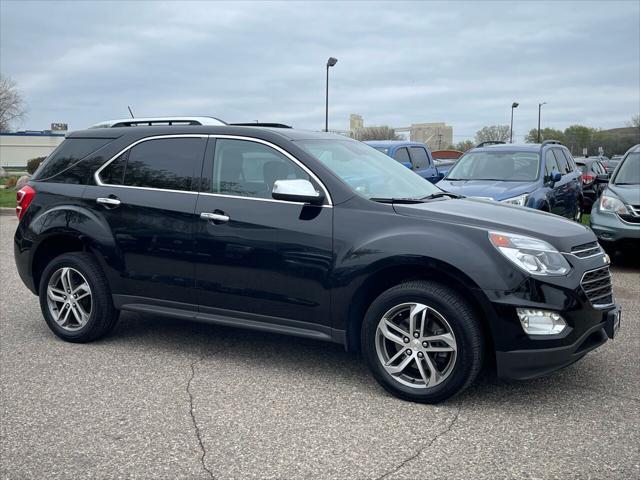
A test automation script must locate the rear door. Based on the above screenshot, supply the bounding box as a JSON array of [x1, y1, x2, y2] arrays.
[[550, 148, 574, 218], [543, 149, 563, 215], [409, 146, 439, 183], [85, 135, 207, 305], [193, 137, 333, 330]]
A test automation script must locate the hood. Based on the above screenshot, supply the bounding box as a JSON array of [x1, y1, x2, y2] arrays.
[[393, 198, 594, 252], [607, 184, 640, 205], [436, 179, 533, 201]]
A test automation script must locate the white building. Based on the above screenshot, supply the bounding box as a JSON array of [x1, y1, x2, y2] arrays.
[[0, 130, 66, 168]]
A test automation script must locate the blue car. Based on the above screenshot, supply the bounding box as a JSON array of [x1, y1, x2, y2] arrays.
[[365, 141, 443, 183], [437, 140, 584, 221]]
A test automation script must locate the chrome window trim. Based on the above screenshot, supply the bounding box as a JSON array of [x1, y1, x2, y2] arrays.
[[94, 134, 209, 190], [207, 134, 333, 206], [94, 134, 333, 206]]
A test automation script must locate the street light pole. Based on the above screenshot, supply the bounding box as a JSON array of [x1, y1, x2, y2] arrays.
[[510, 102, 519, 143], [537, 102, 547, 143], [325, 57, 338, 132]]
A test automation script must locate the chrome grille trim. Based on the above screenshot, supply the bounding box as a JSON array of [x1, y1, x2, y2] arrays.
[[569, 241, 602, 259], [580, 266, 614, 308]]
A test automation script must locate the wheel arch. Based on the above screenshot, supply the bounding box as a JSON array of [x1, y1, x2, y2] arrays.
[[345, 257, 495, 358]]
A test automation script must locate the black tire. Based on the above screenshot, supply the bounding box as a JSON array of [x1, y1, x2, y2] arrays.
[[38, 252, 119, 343], [361, 280, 483, 404]]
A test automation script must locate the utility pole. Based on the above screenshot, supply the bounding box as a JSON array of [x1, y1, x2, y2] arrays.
[[325, 57, 338, 132], [537, 102, 546, 142], [510, 102, 519, 143]]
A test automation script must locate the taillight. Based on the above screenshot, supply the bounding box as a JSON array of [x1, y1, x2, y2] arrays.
[[581, 173, 594, 185], [16, 185, 36, 220]]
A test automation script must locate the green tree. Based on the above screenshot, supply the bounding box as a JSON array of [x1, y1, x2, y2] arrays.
[[474, 125, 510, 144], [564, 125, 594, 155], [524, 128, 565, 144]]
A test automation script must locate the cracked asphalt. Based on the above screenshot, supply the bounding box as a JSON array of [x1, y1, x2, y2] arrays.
[[1, 215, 639, 479]]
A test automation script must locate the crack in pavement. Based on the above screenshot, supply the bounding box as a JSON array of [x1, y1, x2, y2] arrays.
[[187, 344, 234, 480], [374, 406, 462, 480]]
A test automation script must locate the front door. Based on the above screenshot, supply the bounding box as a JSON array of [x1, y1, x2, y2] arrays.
[[409, 146, 439, 183], [194, 137, 333, 329], [84, 135, 207, 305]]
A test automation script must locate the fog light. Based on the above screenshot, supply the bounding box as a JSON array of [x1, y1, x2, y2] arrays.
[[516, 309, 567, 335]]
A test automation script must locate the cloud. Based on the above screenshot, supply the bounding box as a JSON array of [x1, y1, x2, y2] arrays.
[[1, 0, 638, 139]]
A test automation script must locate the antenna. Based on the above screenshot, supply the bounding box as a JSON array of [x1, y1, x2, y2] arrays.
[[127, 106, 135, 118]]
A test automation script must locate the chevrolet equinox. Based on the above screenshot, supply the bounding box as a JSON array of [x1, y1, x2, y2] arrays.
[[14, 122, 621, 403]]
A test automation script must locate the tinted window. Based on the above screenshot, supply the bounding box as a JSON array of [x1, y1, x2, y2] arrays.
[[545, 150, 560, 177], [34, 138, 112, 180], [576, 163, 587, 174], [552, 149, 570, 174], [100, 151, 127, 185], [561, 150, 575, 171], [612, 152, 640, 185], [122, 137, 206, 191], [212, 139, 309, 199], [409, 147, 430, 169], [393, 148, 410, 164]]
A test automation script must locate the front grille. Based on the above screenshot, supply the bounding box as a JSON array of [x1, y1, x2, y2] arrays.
[[581, 266, 614, 307], [619, 205, 640, 224], [571, 241, 601, 258]]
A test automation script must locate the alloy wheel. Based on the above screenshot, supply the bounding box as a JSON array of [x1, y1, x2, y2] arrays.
[[46, 267, 92, 331], [375, 302, 457, 389]]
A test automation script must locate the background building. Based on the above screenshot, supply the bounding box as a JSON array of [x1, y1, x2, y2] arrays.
[[0, 124, 67, 167], [349, 114, 453, 150]]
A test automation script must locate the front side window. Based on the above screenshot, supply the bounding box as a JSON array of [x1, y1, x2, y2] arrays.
[[410, 147, 430, 169], [552, 149, 570, 174], [100, 137, 206, 191], [447, 151, 540, 182], [545, 150, 560, 177], [393, 148, 411, 164], [296, 139, 440, 200], [212, 139, 309, 199]]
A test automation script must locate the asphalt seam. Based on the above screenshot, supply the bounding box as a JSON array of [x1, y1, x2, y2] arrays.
[[374, 405, 462, 480], [187, 344, 234, 480]]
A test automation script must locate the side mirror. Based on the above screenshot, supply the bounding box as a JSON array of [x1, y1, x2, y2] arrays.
[[596, 174, 609, 183], [272, 179, 325, 205], [546, 171, 562, 185]]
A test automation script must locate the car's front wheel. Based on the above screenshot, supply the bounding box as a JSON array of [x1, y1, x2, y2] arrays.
[[39, 252, 119, 343], [361, 281, 483, 403]]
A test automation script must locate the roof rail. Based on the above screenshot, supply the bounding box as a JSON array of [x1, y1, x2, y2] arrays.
[[229, 123, 292, 128], [541, 139, 563, 147], [476, 141, 506, 148], [89, 116, 227, 129]]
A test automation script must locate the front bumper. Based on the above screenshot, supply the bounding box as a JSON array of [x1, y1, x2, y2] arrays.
[[477, 250, 620, 381], [496, 307, 620, 380], [590, 204, 640, 243]]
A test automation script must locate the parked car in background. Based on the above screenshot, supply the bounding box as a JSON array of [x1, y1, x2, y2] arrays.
[[437, 141, 584, 221], [14, 120, 620, 404], [431, 149, 463, 178], [590, 144, 640, 253], [602, 155, 623, 173], [365, 141, 443, 183], [575, 157, 609, 212], [433, 158, 455, 178]]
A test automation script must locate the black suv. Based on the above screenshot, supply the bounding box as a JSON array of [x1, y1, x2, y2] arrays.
[[14, 122, 621, 403]]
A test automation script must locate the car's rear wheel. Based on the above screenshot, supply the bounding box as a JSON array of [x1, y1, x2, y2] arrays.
[[39, 252, 119, 342], [361, 281, 483, 403]]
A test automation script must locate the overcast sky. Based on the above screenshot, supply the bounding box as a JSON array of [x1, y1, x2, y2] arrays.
[[1, 1, 639, 141]]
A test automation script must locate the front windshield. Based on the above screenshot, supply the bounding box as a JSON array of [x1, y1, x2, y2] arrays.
[[296, 139, 440, 199], [446, 151, 540, 181], [612, 152, 640, 184]]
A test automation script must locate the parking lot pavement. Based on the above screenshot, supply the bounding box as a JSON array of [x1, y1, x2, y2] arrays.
[[1, 215, 638, 480]]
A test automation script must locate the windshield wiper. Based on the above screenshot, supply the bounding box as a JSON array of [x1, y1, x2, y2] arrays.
[[370, 197, 425, 204], [420, 192, 464, 200]]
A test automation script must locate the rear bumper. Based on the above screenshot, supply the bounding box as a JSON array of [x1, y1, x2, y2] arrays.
[[496, 307, 620, 380]]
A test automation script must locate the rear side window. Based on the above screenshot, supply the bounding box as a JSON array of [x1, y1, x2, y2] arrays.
[[99, 137, 206, 191], [393, 148, 410, 164], [544, 150, 560, 176], [34, 138, 112, 180], [409, 147, 430, 169], [552, 149, 570, 174], [561, 150, 575, 171]]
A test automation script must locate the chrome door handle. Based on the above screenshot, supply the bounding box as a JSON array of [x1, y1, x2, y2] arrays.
[[200, 212, 229, 223], [96, 197, 121, 206]]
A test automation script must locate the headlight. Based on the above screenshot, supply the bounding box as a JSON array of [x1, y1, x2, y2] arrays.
[[488, 231, 571, 276], [500, 194, 529, 207], [599, 194, 629, 215]]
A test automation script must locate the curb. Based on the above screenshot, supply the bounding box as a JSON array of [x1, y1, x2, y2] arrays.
[[0, 207, 15, 216]]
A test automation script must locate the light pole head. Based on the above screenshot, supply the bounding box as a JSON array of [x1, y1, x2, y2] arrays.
[[327, 57, 338, 68], [512, 102, 519, 109], [539, 102, 547, 107]]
